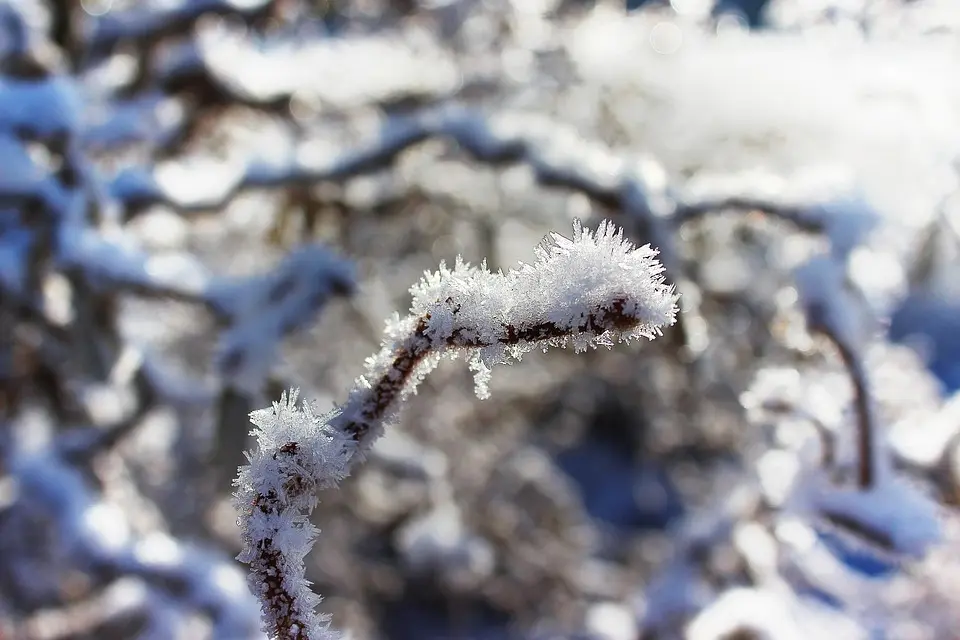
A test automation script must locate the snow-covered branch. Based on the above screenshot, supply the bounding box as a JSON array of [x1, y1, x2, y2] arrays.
[[794, 254, 876, 489], [234, 219, 679, 639]]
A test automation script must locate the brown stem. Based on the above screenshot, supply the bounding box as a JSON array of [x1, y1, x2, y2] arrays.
[[334, 297, 636, 444], [817, 328, 875, 489], [246, 441, 317, 639], [248, 545, 311, 640]]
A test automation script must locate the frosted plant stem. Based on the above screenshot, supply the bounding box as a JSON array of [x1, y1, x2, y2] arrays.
[[234, 219, 679, 639], [804, 301, 875, 490], [822, 329, 875, 489], [330, 296, 642, 447], [794, 252, 877, 491]]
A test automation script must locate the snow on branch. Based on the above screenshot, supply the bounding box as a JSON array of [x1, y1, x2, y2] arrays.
[[676, 193, 879, 261], [103, 107, 710, 221], [234, 219, 679, 639], [85, 0, 277, 58], [109, 108, 632, 214], [794, 254, 876, 489], [3, 438, 261, 638]]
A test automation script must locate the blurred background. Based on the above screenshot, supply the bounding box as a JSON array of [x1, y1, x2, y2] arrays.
[[2, 0, 960, 638]]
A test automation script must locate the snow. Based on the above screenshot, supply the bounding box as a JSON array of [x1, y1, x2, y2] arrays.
[[0, 75, 80, 138]]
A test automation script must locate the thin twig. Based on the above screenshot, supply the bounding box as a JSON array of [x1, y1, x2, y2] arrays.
[[815, 322, 875, 489], [674, 197, 821, 232]]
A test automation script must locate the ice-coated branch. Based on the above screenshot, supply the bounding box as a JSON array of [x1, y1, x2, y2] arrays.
[[234, 219, 679, 639]]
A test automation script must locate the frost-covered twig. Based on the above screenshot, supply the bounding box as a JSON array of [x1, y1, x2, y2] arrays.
[[794, 255, 876, 489], [819, 326, 876, 489], [234, 220, 678, 639]]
